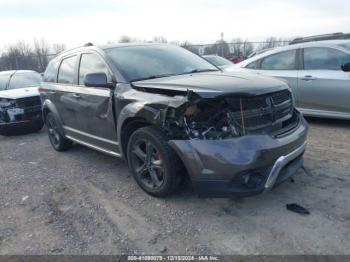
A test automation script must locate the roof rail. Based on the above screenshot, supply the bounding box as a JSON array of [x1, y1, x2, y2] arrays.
[[289, 32, 350, 45]]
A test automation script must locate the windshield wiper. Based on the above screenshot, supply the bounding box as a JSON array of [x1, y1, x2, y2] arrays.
[[131, 73, 177, 82], [131, 69, 219, 82], [182, 68, 220, 75]]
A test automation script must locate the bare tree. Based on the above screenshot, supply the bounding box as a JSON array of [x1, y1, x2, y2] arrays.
[[258, 37, 290, 50], [153, 36, 167, 43], [34, 39, 50, 72], [119, 35, 135, 43], [52, 43, 66, 54]]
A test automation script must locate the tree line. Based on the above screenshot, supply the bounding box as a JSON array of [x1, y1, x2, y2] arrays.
[[0, 36, 290, 72]]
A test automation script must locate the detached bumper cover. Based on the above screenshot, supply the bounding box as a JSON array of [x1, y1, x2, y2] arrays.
[[169, 115, 308, 197]]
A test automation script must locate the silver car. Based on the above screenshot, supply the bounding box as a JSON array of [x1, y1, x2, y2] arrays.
[[229, 40, 350, 119], [202, 55, 234, 70]]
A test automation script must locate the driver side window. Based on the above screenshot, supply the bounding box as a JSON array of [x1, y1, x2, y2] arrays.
[[78, 53, 109, 85]]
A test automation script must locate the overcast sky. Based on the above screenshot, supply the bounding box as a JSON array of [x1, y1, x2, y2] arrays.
[[1, 0, 350, 49]]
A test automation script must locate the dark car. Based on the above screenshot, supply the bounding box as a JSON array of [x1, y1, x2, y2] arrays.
[[0, 70, 43, 136], [40, 43, 308, 197]]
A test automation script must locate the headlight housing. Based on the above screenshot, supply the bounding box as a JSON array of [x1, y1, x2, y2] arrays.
[[0, 98, 16, 108]]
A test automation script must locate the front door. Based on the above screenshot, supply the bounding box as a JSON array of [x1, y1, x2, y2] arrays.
[[67, 52, 119, 153], [250, 49, 299, 102]]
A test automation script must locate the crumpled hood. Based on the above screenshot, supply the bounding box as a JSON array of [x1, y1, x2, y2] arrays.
[[132, 71, 288, 98], [0, 86, 40, 100]]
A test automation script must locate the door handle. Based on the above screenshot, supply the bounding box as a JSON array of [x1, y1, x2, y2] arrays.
[[301, 75, 317, 81], [73, 93, 81, 99]]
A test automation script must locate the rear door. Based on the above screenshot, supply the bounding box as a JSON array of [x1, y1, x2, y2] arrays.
[[55, 55, 80, 129], [298, 47, 350, 115]]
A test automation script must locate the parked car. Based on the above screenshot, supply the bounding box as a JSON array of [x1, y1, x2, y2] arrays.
[[0, 70, 43, 135], [229, 40, 350, 120], [202, 55, 233, 69], [40, 43, 308, 197], [228, 55, 244, 64]]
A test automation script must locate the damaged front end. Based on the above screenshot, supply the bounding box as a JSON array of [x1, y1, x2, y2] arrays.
[[152, 88, 308, 197], [161, 89, 299, 140], [0, 96, 43, 135], [0, 98, 21, 123]]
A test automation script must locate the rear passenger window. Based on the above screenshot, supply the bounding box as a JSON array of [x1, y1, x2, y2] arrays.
[[58, 56, 77, 84], [0, 74, 10, 90], [261, 50, 296, 70], [44, 60, 59, 82], [304, 47, 350, 70], [78, 53, 109, 85]]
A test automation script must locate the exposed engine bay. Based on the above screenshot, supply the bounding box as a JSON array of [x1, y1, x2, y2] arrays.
[[161, 89, 298, 140]]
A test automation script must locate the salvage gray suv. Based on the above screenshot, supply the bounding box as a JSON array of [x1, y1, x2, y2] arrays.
[[40, 43, 308, 197]]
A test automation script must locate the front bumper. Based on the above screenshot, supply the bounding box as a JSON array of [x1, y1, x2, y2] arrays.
[[169, 113, 308, 197], [0, 109, 43, 134]]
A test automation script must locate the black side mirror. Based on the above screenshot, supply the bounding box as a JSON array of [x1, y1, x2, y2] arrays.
[[341, 63, 350, 72], [84, 73, 114, 88]]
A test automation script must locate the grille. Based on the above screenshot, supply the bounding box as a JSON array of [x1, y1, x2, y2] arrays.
[[16, 96, 41, 108], [227, 89, 298, 136], [271, 89, 291, 105]]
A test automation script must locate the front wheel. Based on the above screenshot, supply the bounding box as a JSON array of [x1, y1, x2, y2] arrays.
[[127, 126, 182, 197], [46, 112, 72, 151]]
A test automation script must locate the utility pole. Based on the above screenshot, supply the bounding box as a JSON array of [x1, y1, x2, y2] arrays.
[[221, 32, 224, 57]]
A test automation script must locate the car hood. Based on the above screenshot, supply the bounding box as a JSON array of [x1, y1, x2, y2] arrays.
[[132, 71, 288, 98], [0, 86, 40, 100]]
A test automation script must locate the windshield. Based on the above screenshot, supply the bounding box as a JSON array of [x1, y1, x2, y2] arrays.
[[339, 43, 350, 51], [8, 72, 42, 90], [204, 56, 232, 67], [105, 45, 218, 82]]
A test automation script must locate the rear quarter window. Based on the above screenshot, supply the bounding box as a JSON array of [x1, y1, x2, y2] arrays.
[[44, 60, 60, 82]]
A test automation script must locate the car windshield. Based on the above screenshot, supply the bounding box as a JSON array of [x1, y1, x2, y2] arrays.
[[8, 72, 42, 90], [105, 45, 219, 82], [339, 43, 350, 51], [204, 56, 232, 67]]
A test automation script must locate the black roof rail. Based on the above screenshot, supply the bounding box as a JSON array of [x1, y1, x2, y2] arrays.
[[289, 32, 350, 45]]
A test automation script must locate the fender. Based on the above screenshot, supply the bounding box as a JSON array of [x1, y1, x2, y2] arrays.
[[42, 99, 66, 137]]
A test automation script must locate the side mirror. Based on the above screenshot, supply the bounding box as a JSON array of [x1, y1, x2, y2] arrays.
[[84, 73, 114, 88], [341, 63, 350, 72]]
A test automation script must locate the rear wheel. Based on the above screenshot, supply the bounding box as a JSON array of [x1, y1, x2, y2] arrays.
[[127, 126, 182, 197], [46, 113, 72, 151]]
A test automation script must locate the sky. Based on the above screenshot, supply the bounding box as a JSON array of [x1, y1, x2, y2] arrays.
[[1, 0, 350, 49]]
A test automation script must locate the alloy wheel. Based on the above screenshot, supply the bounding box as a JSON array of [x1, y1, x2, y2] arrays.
[[131, 139, 165, 190]]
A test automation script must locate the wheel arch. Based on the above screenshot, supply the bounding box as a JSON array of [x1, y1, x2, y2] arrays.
[[42, 99, 66, 136], [119, 117, 151, 160]]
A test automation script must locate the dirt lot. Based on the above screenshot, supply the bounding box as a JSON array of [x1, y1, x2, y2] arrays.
[[0, 118, 349, 255]]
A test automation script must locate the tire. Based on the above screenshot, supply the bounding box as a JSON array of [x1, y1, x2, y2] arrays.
[[127, 126, 183, 197], [46, 112, 72, 151]]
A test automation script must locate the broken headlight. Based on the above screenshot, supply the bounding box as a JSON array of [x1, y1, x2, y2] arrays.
[[0, 98, 16, 109]]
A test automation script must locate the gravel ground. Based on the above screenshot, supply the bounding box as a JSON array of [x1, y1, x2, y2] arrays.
[[0, 117, 349, 255]]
